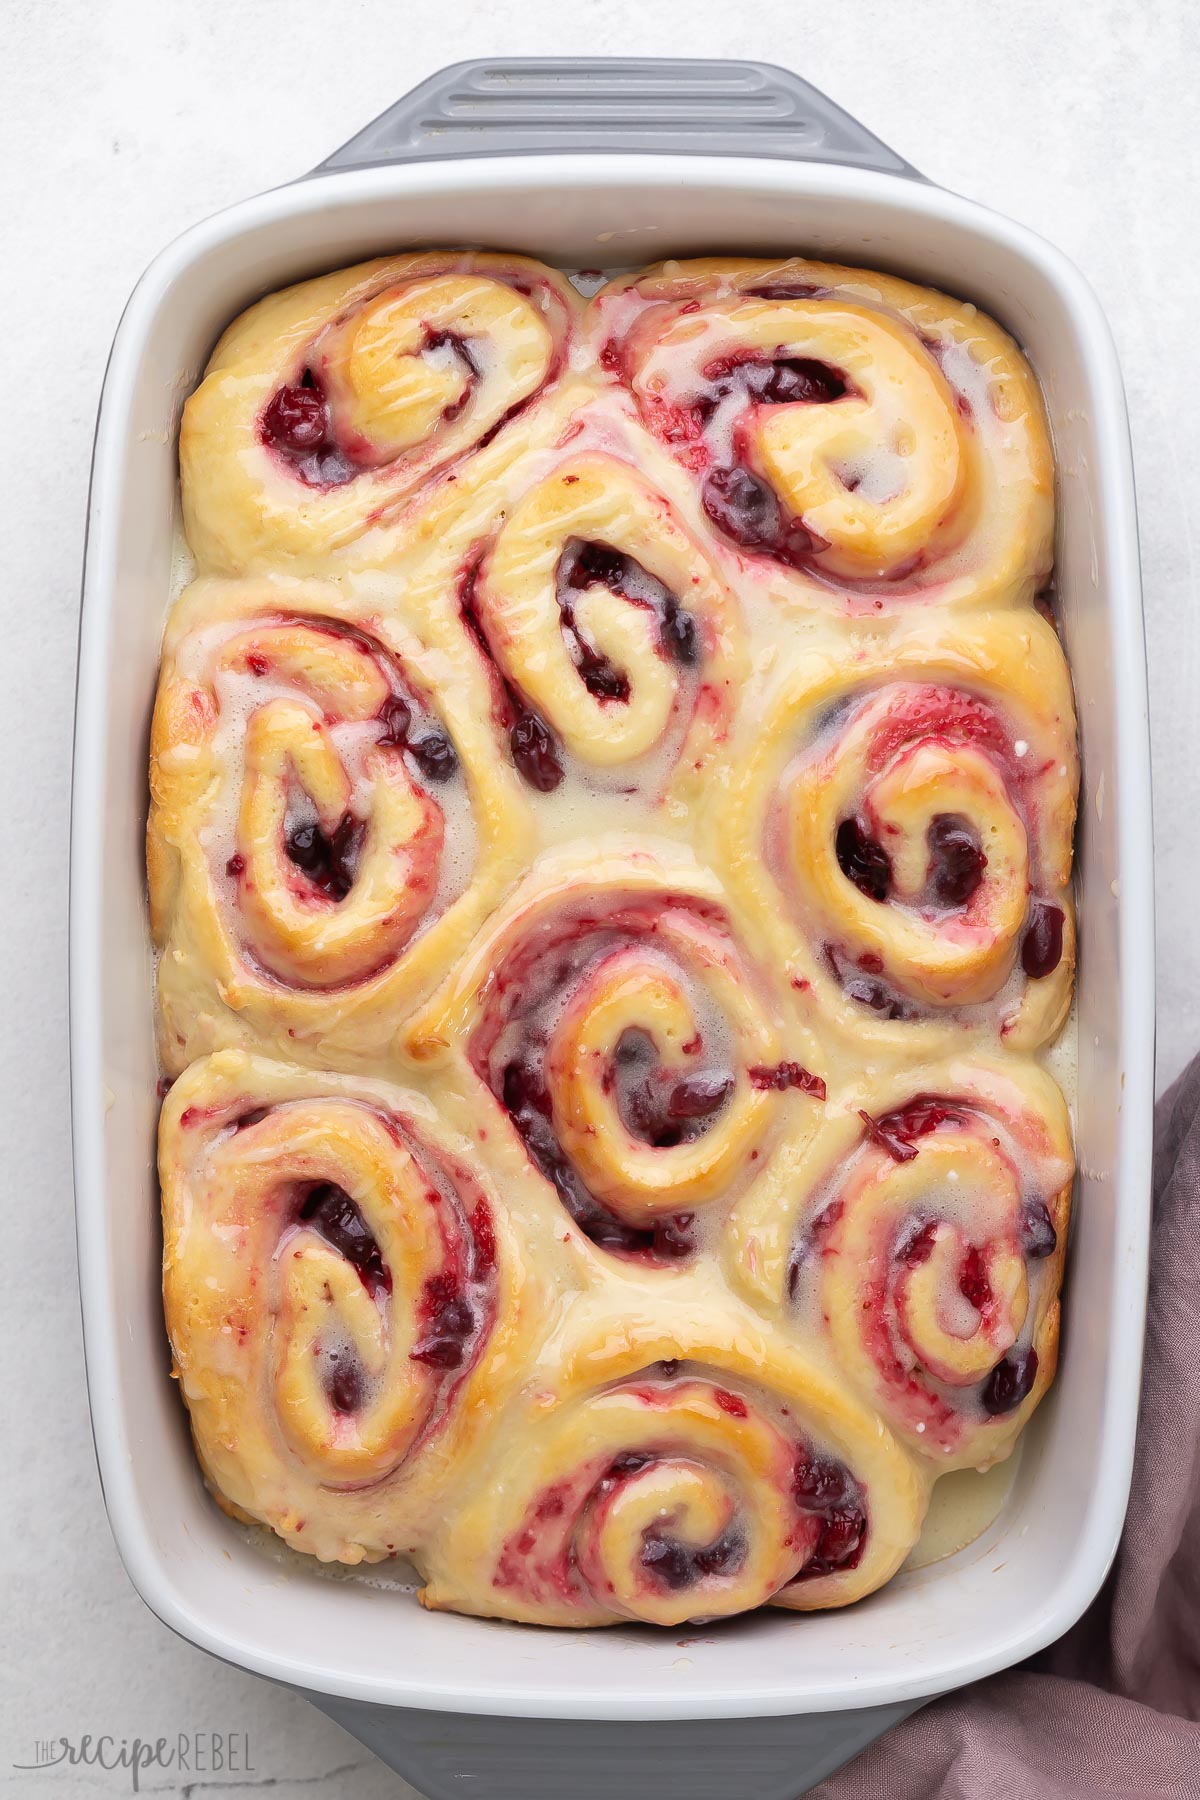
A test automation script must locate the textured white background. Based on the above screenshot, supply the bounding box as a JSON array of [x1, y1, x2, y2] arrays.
[[4, 1, 1196, 1794]]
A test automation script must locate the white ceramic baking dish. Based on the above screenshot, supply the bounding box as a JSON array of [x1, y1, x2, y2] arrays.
[[71, 59, 1154, 1800]]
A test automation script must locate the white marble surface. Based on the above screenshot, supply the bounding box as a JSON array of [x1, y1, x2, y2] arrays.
[[4, 1, 1196, 1794]]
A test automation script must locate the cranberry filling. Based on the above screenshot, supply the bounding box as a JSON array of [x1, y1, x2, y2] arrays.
[[260, 369, 356, 488], [1020, 1201, 1058, 1259], [376, 693, 459, 783], [640, 1527, 747, 1591], [791, 1452, 867, 1579], [747, 1061, 827, 1099], [693, 354, 847, 567], [509, 713, 565, 792], [614, 1028, 733, 1148], [896, 1218, 938, 1266], [927, 814, 986, 908], [1021, 901, 1065, 979], [460, 559, 566, 791], [981, 1348, 1039, 1416], [743, 283, 826, 300], [326, 1351, 366, 1415], [556, 537, 700, 699], [836, 818, 893, 902], [501, 1053, 693, 1260], [262, 378, 326, 452], [285, 811, 364, 901], [827, 947, 916, 1021], [701, 465, 816, 568], [411, 1270, 477, 1369], [958, 1245, 993, 1312], [862, 1095, 965, 1163], [298, 1182, 389, 1296], [701, 352, 848, 408]]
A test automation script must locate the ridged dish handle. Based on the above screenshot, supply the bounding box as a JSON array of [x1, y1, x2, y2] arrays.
[[315, 58, 919, 177]]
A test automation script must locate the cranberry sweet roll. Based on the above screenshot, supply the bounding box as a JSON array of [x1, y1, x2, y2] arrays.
[[722, 612, 1078, 1053], [160, 1053, 537, 1562], [389, 395, 747, 806], [180, 253, 583, 573], [405, 844, 828, 1266], [591, 258, 1053, 612], [418, 1301, 927, 1625], [149, 577, 529, 1072], [730, 1057, 1073, 1470]]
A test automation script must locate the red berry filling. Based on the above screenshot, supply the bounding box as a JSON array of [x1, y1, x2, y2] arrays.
[[640, 1526, 747, 1591], [285, 812, 364, 901], [297, 1181, 390, 1298], [747, 1061, 827, 1099], [981, 1348, 1038, 1416], [613, 1028, 733, 1148], [259, 370, 356, 488], [1020, 1200, 1058, 1259], [791, 1452, 867, 1580], [927, 814, 987, 908], [459, 559, 565, 792], [410, 1271, 478, 1370], [376, 692, 459, 783], [836, 818, 893, 902], [1021, 901, 1065, 979]]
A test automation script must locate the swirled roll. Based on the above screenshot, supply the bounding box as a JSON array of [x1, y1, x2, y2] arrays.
[[730, 1057, 1073, 1470], [721, 612, 1077, 1053], [149, 576, 530, 1071], [590, 257, 1053, 612], [181, 253, 583, 572], [418, 1299, 928, 1624], [405, 842, 828, 1264], [375, 390, 748, 805], [160, 1052, 539, 1561]]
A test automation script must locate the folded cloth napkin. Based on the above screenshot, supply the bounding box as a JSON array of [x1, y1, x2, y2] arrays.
[[813, 1056, 1200, 1800]]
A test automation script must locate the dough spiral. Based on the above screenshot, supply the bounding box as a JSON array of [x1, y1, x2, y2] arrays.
[[419, 1302, 926, 1624], [149, 576, 529, 1071], [590, 257, 1053, 612], [160, 1052, 534, 1562], [181, 253, 583, 572], [722, 612, 1077, 1052], [406, 844, 827, 1264]]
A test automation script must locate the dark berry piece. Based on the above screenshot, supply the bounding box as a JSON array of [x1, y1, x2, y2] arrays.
[[804, 1507, 866, 1575], [760, 358, 846, 405], [299, 1182, 389, 1295], [747, 1062, 827, 1100], [409, 731, 458, 782], [836, 819, 893, 902], [1021, 1201, 1058, 1259], [262, 379, 327, 452], [927, 814, 987, 908], [981, 1348, 1038, 1415], [702, 464, 780, 549], [660, 599, 698, 665], [1022, 902, 1065, 979], [794, 1455, 853, 1511], [376, 695, 412, 747], [641, 1528, 745, 1590], [326, 1353, 365, 1415], [509, 712, 564, 791], [411, 1272, 477, 1370]]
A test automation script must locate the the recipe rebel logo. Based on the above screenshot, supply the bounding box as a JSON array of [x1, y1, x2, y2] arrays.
[[13, 1732, 256, 1792]]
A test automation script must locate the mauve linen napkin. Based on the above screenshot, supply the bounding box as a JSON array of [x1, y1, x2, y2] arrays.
[[813, 1056, 1200, 1800]]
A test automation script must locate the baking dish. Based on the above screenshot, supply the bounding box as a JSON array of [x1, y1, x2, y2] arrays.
[[71, 57, 1153, 1800]]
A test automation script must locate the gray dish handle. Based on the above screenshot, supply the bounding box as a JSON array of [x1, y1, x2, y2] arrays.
[[315, 58, 919, 179]]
